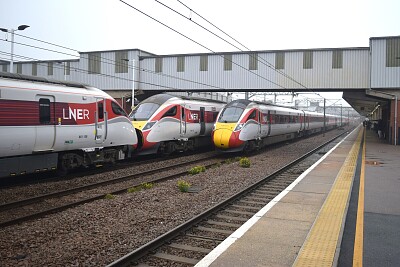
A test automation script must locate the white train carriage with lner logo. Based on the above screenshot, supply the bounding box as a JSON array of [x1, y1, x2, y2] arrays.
[[0, 72, 138, 178], [213, 99, 341, 152], [129, 94, 225, 155]]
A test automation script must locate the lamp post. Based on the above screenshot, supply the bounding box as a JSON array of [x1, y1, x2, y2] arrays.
[[121, 58, 137, 110], [0, 25, 30, 73], [340, 104, 343, 127]]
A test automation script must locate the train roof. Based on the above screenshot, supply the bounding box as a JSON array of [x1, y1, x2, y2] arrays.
[[140, 94, 176, 105], [226, 99, 300, 111], [139, 93, 226, 106], [0, 71, 89, 89]]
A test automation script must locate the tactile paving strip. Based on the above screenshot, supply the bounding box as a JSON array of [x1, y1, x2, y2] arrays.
[[294, 129, 363, 267]]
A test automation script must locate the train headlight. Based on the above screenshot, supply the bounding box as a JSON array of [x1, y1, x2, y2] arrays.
[[143, 121, 157, 130], [234, 123, 244, 131]]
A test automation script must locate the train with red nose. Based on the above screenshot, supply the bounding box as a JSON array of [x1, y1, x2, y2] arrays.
[[0, 72, 138, 178], [129, 94, 225, 155], [212, 99, 342, 152]]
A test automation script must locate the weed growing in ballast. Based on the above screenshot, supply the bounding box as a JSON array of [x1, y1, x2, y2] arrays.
[[188, 165, 206, 175], [239, 157, 251, 168], [177, 180, 191, 192]]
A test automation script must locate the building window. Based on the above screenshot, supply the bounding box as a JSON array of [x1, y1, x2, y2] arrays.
[[88, 53, 101, 74], [386, 38, 400, 67], [65, 62, 70, 75], [177, 56, 185, 72], [115, 51, 128, 73], [16, 64, 22, 74], [48, 62, 53, 75], [32, 63, 37, 76], [2, 64, 7, 72], [332, 50, 343, 69], [200, 55, 208, 71], [224, 54, 232, 71], [249, 53, 258, 70], [303, 51, 313, 69], [275, 52, 285, 69], [155, 57, 163, 73]]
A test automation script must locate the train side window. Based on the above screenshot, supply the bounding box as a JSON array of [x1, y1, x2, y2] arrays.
[[213, 112, 218, 122], [98, 102, 104, 119], [163, 106, 177, 118], [111, 101, 127, 116], [262, 113, 268, 123], [248, 110, 256, 120], [39, 98, 51, 124], [181, 107, 185, 119]]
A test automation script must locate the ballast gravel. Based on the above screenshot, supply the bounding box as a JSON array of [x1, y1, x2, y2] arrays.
[[0, 128, 352, 266]]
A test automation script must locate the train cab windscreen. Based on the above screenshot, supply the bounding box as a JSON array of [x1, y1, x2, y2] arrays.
[[218, 107, 244, 123], [129, 103, 159, 121]]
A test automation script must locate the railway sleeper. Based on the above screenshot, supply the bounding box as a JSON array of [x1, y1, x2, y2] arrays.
[[223, 209, 254, 216], [185, 234, 225, 242], [152, 252, 199, 265], [167, 243, 212, 254], [249, 192, 278, 198], [206, 220, 242, 228], [195, 226, 233, 235], [244, 195, 271, 202], [238, 199, 266, 206], [231, 204, 262, 211]]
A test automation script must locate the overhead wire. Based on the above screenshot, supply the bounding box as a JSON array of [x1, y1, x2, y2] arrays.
[[1, 35, 224, 90], [2, 2, 341, 105], [172, 0, 309, 89], [118, 0, 287, 89], [0, 50, 175, 89], [8, 34, 224, 89], [173, 0, 338, 104]]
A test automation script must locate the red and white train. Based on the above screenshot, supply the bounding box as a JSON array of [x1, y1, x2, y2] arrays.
[[0, 72, 138, 178], [213, 99, 343, 152], [129, 94, 225, 155]]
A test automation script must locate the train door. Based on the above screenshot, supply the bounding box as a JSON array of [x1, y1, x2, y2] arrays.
[[180, 105, 187, 136], [257, 110, 262, 136], [267, 110, 272, 136], [200, 107, 205, 135], [95, 98, 108, 144], [300, 112, 305, 131], [34, 95, 56, 152]]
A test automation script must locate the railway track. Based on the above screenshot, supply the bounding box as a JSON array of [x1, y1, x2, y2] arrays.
[[0, 152, 224, 228], [106, 132, 346, 267], [0, 148, 213, 188]]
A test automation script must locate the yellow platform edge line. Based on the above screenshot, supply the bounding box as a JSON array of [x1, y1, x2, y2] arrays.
[[294, 129, 363, 267], [353, 129, 366, 267]]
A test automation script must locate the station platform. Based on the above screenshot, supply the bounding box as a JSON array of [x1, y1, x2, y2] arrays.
[[196, 125, 400, 267]]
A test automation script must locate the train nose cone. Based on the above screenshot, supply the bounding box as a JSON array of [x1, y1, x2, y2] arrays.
[[213, 129, 233, 149]]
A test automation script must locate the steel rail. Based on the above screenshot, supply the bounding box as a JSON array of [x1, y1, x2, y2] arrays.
[[106, 132, 347, 267], [0, 155, 222, 228]]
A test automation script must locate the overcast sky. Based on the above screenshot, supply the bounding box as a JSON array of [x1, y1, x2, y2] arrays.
[[0, 0, 399, 105]]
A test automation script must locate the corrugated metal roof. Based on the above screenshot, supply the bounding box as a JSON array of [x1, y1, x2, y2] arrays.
[[79, 48, 156, 56], [139, 47, 370, 59]]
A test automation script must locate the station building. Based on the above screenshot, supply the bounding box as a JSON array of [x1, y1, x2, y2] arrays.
[[1, 35, 399, 144]]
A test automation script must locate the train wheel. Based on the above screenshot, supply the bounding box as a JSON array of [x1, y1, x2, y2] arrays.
[[159, 142, 175, 156], [243, 141, 252, 154], [244, 140, 259, 153], [58, 153, 83, 175]]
